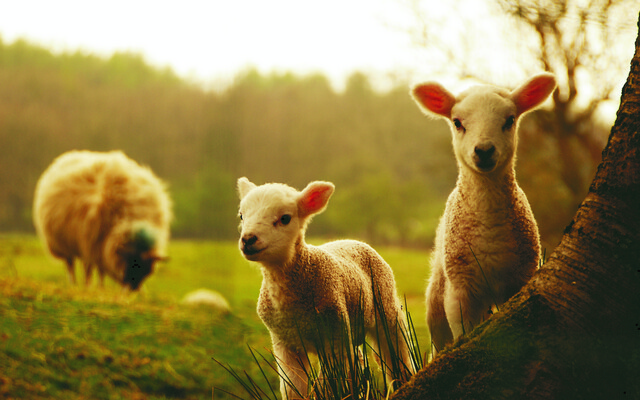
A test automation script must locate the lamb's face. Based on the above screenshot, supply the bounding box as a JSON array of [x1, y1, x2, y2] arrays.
[[238, 184, 303, 265], [411, 74, 557, 177], [450, 87, 518, 175]]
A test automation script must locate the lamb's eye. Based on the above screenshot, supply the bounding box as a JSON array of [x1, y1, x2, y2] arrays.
[[503, 115, 515, 131], [453, 118, 465, 132], [239, 213, 243, 221], [280, 214, 291, 225]]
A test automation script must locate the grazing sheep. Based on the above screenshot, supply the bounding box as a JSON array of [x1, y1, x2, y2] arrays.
[[33, 150, 172, 291], [411, 73, 557, 353], [237, 177, 413, 399]]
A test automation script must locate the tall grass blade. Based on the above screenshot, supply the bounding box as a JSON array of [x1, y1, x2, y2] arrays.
[[400, 296, 423, 372], [215, 279, 420, 399], [211, 355, 268, 399], [248, 346, 279, 400], [539, 248, 546, 268]]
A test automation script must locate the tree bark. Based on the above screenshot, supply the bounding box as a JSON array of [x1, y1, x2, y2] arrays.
[[392, 14, 640, 400]]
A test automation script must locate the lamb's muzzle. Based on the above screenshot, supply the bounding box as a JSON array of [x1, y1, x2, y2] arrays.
[[473, 143, 497, 171], [240, 234, 261, 256]]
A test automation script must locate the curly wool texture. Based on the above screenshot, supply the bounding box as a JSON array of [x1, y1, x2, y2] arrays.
[[257, 240, 401, 351], [33, 150, 172, 289]]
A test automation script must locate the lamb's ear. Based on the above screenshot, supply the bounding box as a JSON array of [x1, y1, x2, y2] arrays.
[[511, 73, 557, 115], [411, 82, 456, 119], [298, 181, 335, 218], [237, 177, 257, 200]]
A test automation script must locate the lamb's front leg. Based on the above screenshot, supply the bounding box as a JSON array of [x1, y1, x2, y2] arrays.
[[443, 283, 489, 340], [426, 263, 453, 354], [272, 339, 311, 400]]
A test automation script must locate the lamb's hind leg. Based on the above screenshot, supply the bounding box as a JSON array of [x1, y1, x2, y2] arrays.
[[426, 264, 453, 354], [368, 309, 414, 384]]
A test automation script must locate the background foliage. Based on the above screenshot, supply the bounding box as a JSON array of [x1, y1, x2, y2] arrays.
[[0, 38, 591, 248]]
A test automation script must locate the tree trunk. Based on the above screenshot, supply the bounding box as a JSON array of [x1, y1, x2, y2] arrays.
[[392, 14, 640, 400]]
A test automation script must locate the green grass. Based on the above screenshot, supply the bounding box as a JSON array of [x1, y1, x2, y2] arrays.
[[0, 234, 431, 399]]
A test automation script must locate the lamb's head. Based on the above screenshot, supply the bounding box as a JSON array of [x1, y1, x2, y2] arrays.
[[237, 177, 334, 266], [106, 222, 167, 290], [411, 73, 556, 175]]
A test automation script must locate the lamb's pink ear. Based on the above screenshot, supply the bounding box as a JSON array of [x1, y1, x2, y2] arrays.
[[237, 177, 257, 200], [298, 181, 335, 219], [511, 73, 557, 115], [411, 82, 456, 118]]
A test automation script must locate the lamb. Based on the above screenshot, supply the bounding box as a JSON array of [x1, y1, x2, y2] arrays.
[[410, 73, 557, 353], [33, 150, 172, 291], [237, 177, 413, 399]]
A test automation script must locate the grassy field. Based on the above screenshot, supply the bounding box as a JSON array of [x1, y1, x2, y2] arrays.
[[0, 234, 431, 399]]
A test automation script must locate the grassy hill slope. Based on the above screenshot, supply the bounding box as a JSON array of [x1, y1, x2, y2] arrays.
[[0, 235, 429, 399]]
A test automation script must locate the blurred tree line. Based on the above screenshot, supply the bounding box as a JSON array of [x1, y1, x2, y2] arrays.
[[0, 38, 589, 248]]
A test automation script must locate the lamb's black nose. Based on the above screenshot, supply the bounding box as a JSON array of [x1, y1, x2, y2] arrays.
[[242, 235, 258, 247], [474, 144, 495, 161]]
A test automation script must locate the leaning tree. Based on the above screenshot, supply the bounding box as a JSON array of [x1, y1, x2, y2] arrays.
[[392, 12, 640, 400]]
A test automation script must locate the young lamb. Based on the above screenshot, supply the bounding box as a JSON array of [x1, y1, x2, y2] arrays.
[[33, 150, 172, 291], [410, 73, 557, 353], [237, 177, 413, 399]]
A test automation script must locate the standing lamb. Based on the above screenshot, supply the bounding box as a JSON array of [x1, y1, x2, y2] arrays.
[[33, 150, 172, 291], [410, 73, 557, 353], [237, 177, 413, 399]]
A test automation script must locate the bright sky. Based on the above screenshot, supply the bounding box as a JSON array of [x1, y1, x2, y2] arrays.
[[1, 0, 634, 101], [0, 0, 422, 91]]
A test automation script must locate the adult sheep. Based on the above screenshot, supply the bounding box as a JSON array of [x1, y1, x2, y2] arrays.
[[237, 177, 413, 399], [33, 150, 172, 291], [411, 73, 557, 354]]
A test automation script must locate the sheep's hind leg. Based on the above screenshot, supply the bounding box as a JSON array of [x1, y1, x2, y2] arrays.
[[83, 262, 93, 287], [97, 267, 105, 288], [65, 258, 76, 285]]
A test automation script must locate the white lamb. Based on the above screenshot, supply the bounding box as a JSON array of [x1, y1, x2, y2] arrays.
[[33, 150, 172, 291], [410, 73, 557, 353], [237, 177, 413, 399]]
